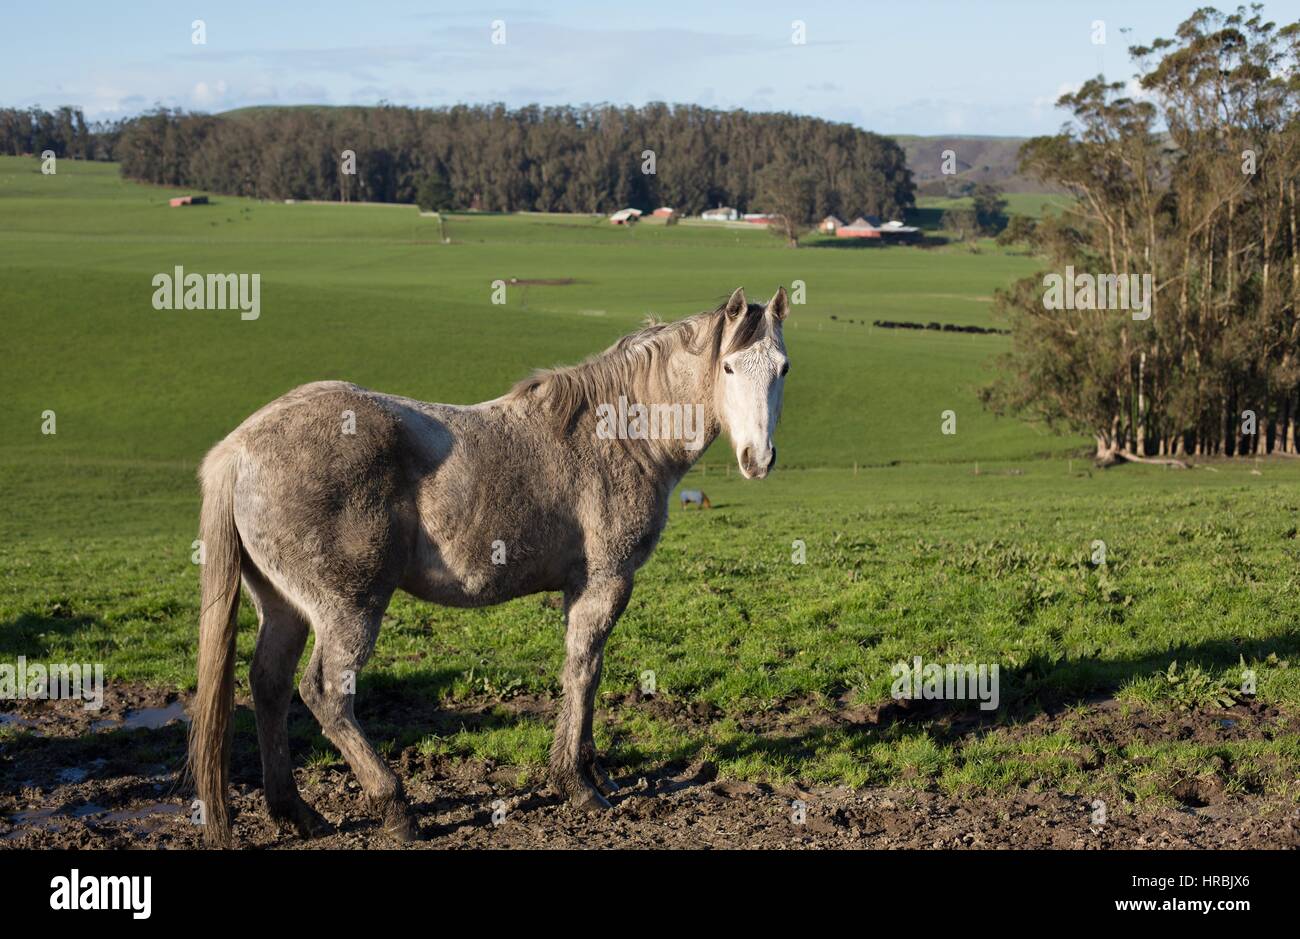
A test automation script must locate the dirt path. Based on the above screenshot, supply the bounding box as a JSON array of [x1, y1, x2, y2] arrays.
[[2, 684, 1297, 849]]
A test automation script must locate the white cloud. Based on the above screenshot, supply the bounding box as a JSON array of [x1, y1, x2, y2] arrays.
[[1122, 77, 1153, 101], [1032, 81, 1082, 119], [191, 79, 229, 107], [87, 84, 134, 114]]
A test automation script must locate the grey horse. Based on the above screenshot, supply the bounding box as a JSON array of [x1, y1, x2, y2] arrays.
[[189, 286, 790, 846]]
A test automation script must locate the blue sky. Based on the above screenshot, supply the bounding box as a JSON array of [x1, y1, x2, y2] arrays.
[[4, 0, 1298, 135]]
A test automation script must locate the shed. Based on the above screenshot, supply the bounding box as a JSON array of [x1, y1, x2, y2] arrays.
[[836, 217, 882, 238]]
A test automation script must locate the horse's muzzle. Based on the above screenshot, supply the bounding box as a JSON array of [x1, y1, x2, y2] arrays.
[[739, 445, 776, 479]]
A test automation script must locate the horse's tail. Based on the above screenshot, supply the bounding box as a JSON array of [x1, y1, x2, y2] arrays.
[[189, 442, 243, 848]]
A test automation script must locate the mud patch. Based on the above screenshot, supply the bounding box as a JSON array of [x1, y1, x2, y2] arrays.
[[2, 682, 1297, 849]]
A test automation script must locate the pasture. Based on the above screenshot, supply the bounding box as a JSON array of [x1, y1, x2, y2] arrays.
[[1, 156, 1297, 848]]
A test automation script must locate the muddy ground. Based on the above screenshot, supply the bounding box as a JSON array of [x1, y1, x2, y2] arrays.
[[2, 682, 1297, 849]]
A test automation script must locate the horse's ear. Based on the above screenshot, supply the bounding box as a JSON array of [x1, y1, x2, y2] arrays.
[[766, 286, 789, 322], [724, 287, 747, 319]]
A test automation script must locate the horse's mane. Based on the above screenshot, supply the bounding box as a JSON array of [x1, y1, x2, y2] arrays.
[[507, 299, 769, 433]]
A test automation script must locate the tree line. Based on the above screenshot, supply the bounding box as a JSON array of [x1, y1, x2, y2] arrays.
[[102, 103, 913, 218], [983, 5, 1300, 464], [0, 106, 123, 160]]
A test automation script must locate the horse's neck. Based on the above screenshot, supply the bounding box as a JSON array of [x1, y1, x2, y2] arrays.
[[656, 355, 720, 481], [583, 353, 719, 490]]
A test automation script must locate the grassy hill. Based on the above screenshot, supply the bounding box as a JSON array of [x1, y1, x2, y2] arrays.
[[0, 156, 1075, 479], [219, 104, 373, 121], [914, 191, 1074, 233]]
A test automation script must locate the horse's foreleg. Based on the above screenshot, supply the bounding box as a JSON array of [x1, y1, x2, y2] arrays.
[[551, 574, 632, 811]]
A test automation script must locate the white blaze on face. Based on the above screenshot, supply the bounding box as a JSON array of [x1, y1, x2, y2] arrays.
[[720, 335, 788, 479]]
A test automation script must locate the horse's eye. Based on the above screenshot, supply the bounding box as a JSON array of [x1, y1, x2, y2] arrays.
[[723, 363, 734, 375], [780, 363, 789, 376]]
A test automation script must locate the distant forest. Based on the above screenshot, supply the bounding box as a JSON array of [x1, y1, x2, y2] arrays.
[[0, 103, 915, 218], [0, 106, 118, 161]]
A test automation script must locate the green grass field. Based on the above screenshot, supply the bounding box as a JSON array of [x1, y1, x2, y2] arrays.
[[2, 156, 1297, 808], [917, 192, 1072, 220]]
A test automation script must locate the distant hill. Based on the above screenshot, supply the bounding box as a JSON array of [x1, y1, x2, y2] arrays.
[[220, 104, 368, 120], [889, 135, 1063, 196]]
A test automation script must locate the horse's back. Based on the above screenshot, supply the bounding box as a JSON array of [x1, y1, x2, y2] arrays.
[[214, 380, 657, 610], [225, 381, 457, 469]]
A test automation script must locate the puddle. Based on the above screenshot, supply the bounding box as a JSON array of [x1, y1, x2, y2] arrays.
[[2, 806, 69, 841], [102, 802, 187, 835], [93, 700, 189, 732], [4, 800, 184, 841], [10, 806, 61, 824], [102, 803, 184, 824], [0, 712, 42, 734]]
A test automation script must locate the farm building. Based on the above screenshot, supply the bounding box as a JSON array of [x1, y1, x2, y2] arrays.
[[701, 206, 738, 221], [819, 215, 844, 234], [168, 195, 209, 207], [834, 216, 921, 242], [876, 219, 921, 242], [609, 208, 642, 225], [836, 217, 882, 239], [651, 206, 675, 217], [742, 213, 772, 225]]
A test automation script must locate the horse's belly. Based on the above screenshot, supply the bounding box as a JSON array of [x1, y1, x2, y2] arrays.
[[399, 543, 567, 607]]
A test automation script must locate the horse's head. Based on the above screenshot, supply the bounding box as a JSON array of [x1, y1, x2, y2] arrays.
[[715, 286, 789, 479]]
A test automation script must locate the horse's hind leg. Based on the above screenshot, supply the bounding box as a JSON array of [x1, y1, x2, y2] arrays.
[[246, 572, 332, 838], [298, 602, 418, 841]]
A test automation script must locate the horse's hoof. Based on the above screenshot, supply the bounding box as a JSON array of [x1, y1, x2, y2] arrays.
[[269, 797, 334, 840], [570, 787, 613, 813], [591, 763, 621, 797], [381, 804, 421, 842], [384, 815, 420, 842]]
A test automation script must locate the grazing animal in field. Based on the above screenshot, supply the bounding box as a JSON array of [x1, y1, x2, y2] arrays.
[[190, 286, 791, 846], [679, 489, 711, 509]]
